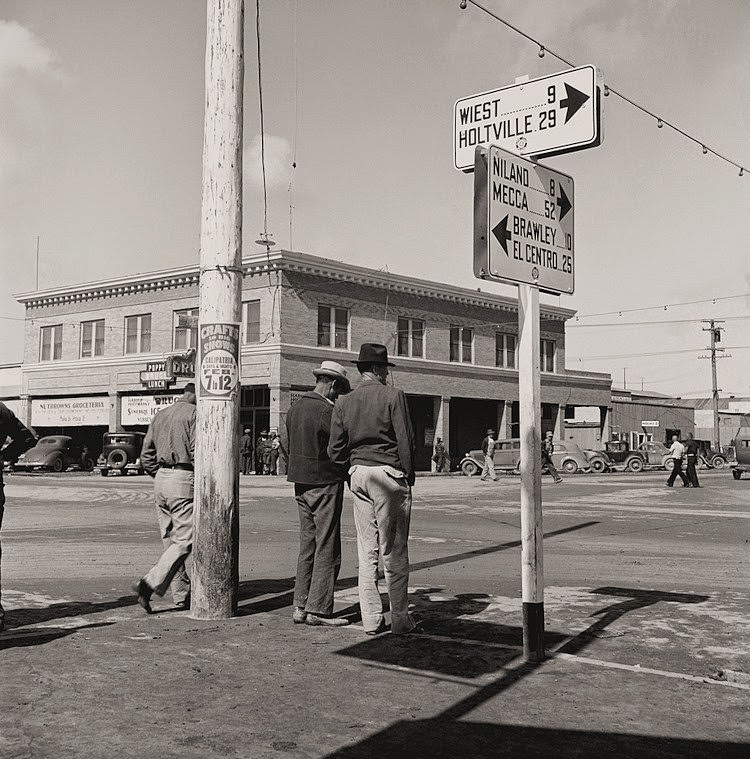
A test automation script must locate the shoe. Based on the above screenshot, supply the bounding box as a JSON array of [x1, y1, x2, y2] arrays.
[[554, 479, 563, 484], [666, 483, 673, 487], [175, 593, 190, 610], [305, 614, 350, 627], [365, 619, 389, 636], [132, 579, 153, 614], [292, 607, 307, 624], [393, 622, 425, 636]]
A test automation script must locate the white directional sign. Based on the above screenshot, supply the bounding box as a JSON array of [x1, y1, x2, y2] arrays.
[[454, 65, 600, 171], [473, 145, 574, 294]]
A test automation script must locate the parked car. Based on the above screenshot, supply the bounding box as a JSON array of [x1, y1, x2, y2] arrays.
[[97, 432, 146, 476], [459, 438, 590, 476], [603, 441, 646, 472], [636, 441, 674, 470], [13, 435, 95, 472], [694, 440, 728, 470], [730, 429, 750, 480], [583, 448, 614, 473]]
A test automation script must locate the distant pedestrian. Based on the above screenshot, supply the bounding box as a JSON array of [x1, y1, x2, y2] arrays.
[[133, 382, 196, 613], [328, 343, 419, 635], [480, 428, 497, 481], [542, 431, 563, 483], [0, 402, 36, 632], [240, 428, 253, 475], [666, 434, 689, 487], [269, 432, 280, 475], [282, 361, 351, 627], [255, 431, 267, 475], [432, 437, 448, 472], [684, 433, 701, 488], [262, 433, 274, 474]]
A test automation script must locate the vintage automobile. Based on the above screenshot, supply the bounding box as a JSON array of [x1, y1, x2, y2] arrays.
[[603, 441, 646, 472], [694, 440, 728, 469], [460, 438, 590, 476], [730, 429, 750, 480], [583, 448, 614, 473], [13, 435, 95, 472], [636, 440, 674, 470], [97, 431, 146, 476]]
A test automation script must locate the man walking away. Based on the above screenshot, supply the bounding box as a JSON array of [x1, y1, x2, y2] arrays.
[[684, 433, 701, 488], [542, 431, 563, 483], [240, 428, 253, 475], [133, 382, 196, 613], [480, 428, 497, 481], [283, 361, 351, 627], [666, 434, 689, 487], [328, 343, 418, 636], [0, 402, 36, 631], [433, 437, 448, 472]]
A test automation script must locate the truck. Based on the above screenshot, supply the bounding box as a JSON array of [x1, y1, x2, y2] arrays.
[[731, 429, 750, 480]]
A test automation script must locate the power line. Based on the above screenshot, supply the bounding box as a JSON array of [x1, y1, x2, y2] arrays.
[[572, 293, 749, 320], [459, 0, 748, 177], [569, 315, 750, 329]]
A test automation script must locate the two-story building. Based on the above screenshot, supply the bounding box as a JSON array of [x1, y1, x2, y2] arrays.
[[14, 250, 612, 470]]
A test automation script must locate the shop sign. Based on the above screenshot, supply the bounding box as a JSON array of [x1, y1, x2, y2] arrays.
[[641, 420, 660, 428], [121, 394, 181, 426], [31, 396, 109, 426], [199, 323, 240, 400]]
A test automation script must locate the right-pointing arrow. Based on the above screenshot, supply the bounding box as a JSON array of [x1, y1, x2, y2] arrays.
[[492, 215, 512, 256], [557, 185, 572, 220], [559, 83, 590, 124]]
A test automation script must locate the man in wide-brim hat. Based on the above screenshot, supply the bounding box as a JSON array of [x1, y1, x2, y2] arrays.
[[282, 360, 351, 627], [480, 428, 498, 482], [328, 343, 419, 635]]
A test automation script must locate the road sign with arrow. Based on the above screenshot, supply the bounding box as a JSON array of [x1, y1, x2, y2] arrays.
[[473, 144, 574, 294], [454, 65, 600, 171]]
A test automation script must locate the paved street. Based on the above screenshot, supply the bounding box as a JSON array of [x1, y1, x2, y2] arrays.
[[1, 470, 748, 757]]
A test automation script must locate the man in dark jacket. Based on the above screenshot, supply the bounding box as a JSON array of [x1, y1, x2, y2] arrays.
[[283, 361, 351, 627], [328, 343, 418, 635], [0, 402, 36, 631], [240, 428, 253, 475], [684, 433, 701, 488]]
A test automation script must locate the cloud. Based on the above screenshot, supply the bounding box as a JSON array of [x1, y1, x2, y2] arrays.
[[246, 134, 293, 190], [0, 20, 63, 85]]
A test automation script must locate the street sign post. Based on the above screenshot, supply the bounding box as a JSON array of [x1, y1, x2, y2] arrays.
[[454, 64, 600, 171], [474, 144, 574, 294]]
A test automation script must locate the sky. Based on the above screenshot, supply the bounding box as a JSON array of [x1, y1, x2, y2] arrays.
[[1, 0, 749, 397]]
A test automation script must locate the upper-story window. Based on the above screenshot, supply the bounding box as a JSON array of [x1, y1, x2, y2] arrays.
[[125, 314, 152, 354], [397, 317, 424, 358], [449, 325, 473, 363], [80, 319, 105, 358], [495, 332, 517, 369], [173, 308, 198, 350], [317, 305, 349, 349], [243, 300, 261, 344], [40, 324, 63, 362], [541, 339, 556, 372]]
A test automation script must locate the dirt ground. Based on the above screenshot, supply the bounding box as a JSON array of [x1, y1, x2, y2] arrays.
[[1, 470, 748, 758]]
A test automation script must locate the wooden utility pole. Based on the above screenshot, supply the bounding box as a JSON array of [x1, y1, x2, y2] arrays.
[[701, 319, 726, 450], [518, 283, 545, 662], [191, 0, 244, 619]]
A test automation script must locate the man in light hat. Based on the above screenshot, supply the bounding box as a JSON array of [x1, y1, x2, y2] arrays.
[[328, 343, 418, 635], [282, 360, 351, 626], [480, 428, 498, 482]]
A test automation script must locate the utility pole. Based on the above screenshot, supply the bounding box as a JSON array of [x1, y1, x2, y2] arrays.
[[699, 320, 728, 451], [192, 0, 244, 619]]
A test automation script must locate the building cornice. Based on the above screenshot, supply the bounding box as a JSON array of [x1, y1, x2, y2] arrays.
[[16, 250, 575, 322]]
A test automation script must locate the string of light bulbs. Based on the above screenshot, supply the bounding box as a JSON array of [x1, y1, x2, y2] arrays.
[[458, 0, 747, 177]]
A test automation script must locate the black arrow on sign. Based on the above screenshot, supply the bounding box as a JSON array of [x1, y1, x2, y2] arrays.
[[492, 215, 512, 256], [559, 83, 589, 124], [556, 185, 572, 220]]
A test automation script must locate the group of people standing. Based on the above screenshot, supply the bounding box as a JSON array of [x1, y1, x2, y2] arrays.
[[240, 428, 280, 476]]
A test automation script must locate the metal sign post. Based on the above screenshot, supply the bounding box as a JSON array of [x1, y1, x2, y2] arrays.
[[192, 0, 244, 620]]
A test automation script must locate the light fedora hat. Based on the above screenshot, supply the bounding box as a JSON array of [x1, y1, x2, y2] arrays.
[[312, 360, 351, 392]]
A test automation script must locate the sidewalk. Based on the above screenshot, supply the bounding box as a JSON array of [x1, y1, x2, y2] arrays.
[[2, 576, 748, 759]]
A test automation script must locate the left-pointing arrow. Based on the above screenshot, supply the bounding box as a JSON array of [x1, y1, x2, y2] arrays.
[[559, 82, 589, 124], [492, 215, 512, 256]]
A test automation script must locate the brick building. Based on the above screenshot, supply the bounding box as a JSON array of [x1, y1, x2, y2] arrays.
[[14, 250, 611, 470]]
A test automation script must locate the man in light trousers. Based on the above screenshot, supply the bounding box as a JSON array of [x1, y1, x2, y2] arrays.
[[328, 343, 418, 636], [480, 428, 498, 481], [133, 382, 196, 613]]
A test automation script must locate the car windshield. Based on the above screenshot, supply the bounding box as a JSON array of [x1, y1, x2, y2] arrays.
[[38, 438, 61, 446]]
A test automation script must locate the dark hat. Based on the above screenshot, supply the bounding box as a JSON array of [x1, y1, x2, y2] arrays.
[[312, 360, 351, 392], [486, 429, 496, 436], [352, 342, 395, 367], [183, 382, 196, 394]]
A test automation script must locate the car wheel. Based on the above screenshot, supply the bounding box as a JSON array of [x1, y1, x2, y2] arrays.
[[664, 458, 674, 472], [711, 456, 725, 470], [590, 458, 606, 473], [627, 458, 644, 473], [461, 460, 479, 477], [80, 457, 95, 472], [106, 449, 129, 470], [562, 459, 578, 474], [51, 456, 64, 473]]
